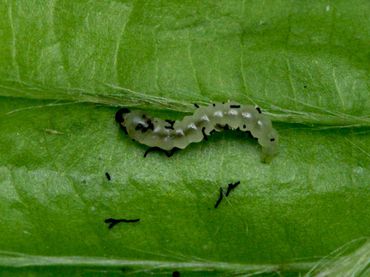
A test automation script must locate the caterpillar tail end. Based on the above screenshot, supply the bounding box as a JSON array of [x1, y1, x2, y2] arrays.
[[261, 145, 278, 164]]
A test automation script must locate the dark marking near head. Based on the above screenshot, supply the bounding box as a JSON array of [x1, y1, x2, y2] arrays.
[[115, 108, 130, 123], [230, 104, 240, 108], [172, 271, 180, 277], [270, 138, 275, 142], [147, 119, 154, 131], [165, 119, 175, 130], [144, 147, 178, 158], [105, 172, 111, 181], [202, 127, 208, 141], [243, 124, 246, 129], [214, 187, 224, 208], [165, 119, 175, 125], [135, 123, 144, 131], [194, 103, 199, 108], [104, 218, 140, 229], [212, 103, 216, 107], [225, 181, 240, 197], [304, 85, 307, 88], [135, 121, 154, 133], [256, 107, 262, 114]]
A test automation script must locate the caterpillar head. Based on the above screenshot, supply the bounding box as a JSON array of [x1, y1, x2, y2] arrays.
[[115, 108, 131, 123], [115, 108, 131, 135]]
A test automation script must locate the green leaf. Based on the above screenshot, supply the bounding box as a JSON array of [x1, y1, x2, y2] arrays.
[[0, 0, 369, 276]]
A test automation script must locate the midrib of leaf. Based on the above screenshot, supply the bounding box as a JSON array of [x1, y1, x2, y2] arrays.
[[0, 83, 369, 128]]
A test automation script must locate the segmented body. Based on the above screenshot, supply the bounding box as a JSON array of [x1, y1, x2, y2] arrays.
[[115, 102, 278, 162]]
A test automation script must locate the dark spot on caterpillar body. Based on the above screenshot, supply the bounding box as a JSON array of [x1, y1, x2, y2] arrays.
[[165, 119, 175, 125], [116, 102, 278, 162], [135, 123, 144, 131], [172, 271, 180, 277], [215, 124, 230, 131], [201, 127, 208, 141], [135, 120, 154, 133], [165, 119, 175, 130], [104, 218, 140, 229], [214, 187, 224, 208], [147, 119, 154, 131], [194, 103, 199, 108], [105, 172, 111, 181]]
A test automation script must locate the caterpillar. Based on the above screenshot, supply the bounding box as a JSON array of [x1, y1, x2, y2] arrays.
[[115, 102, 278, 162]]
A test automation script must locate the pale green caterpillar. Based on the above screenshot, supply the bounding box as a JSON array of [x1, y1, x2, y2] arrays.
[[115, 102, 278, 162]]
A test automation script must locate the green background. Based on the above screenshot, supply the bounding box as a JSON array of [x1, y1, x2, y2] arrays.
[[0, 0, 369, 276]]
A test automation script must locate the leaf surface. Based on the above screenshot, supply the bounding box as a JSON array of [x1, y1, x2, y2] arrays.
[[0, 0, 369, 275]]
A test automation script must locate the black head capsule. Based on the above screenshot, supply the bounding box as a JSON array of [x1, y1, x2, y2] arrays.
[[115, 108, 131, 123]]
